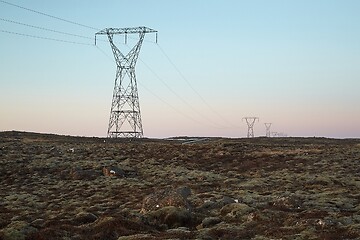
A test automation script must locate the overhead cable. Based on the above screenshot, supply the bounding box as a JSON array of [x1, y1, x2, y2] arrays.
[[0, 0, 99, 31], [156, 44, 240, 128], [95, 45, 115, 63], [0, 17, 93, 40], [0, 29, 93, 45], [137, 55, 229, 129], [138, 82, 207, 126]]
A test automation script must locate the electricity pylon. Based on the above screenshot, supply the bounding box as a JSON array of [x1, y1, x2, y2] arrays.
[[243, 117, 259, 138], [95, 27, 157, 138], [264, 123, 272, 137]]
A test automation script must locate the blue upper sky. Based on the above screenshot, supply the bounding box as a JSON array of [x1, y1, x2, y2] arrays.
[[1, 0, 360, 138]]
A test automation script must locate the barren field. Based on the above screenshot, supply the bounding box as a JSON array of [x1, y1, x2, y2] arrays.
[[0, 131, 360, 240]]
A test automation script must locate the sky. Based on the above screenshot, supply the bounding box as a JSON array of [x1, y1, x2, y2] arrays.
[[1, 0, 360, 138]]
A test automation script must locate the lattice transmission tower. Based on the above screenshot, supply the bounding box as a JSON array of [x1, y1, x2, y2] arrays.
[[95, 27, 157, 138], [264, 123, 272, 137], [243, 117, 259, 138]]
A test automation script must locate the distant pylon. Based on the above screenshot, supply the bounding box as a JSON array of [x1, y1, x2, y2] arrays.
[[242, 117, 259, 138], [95, 27, 157, 138], [264, 123, 272, 137]]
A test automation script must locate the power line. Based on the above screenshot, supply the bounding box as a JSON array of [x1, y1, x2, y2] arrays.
[[0, 0, 100, 31], [156, 44, 240, 128], [0, 29, 92, 45], [138, 82, 207, 127], [95, 45, 115, 63], [138, 55, 229, 129], [0, 17, 93, 40]]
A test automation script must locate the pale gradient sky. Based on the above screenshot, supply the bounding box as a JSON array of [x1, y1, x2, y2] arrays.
[[1, 0, 359, 138]]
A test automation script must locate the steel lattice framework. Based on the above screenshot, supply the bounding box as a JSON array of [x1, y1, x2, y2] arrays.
[[95, 27, 157, 138], [243, 117, 259, 138], [264, 123, 272, 137]]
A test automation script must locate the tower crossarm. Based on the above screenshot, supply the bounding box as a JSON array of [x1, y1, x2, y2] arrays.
[[95, 27, 157, 35], [96, 27, 157, 68], [242, 117, 259, 127]]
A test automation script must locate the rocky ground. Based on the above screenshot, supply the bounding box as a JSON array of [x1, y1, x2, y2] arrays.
[[0, 131, 359, 240]]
